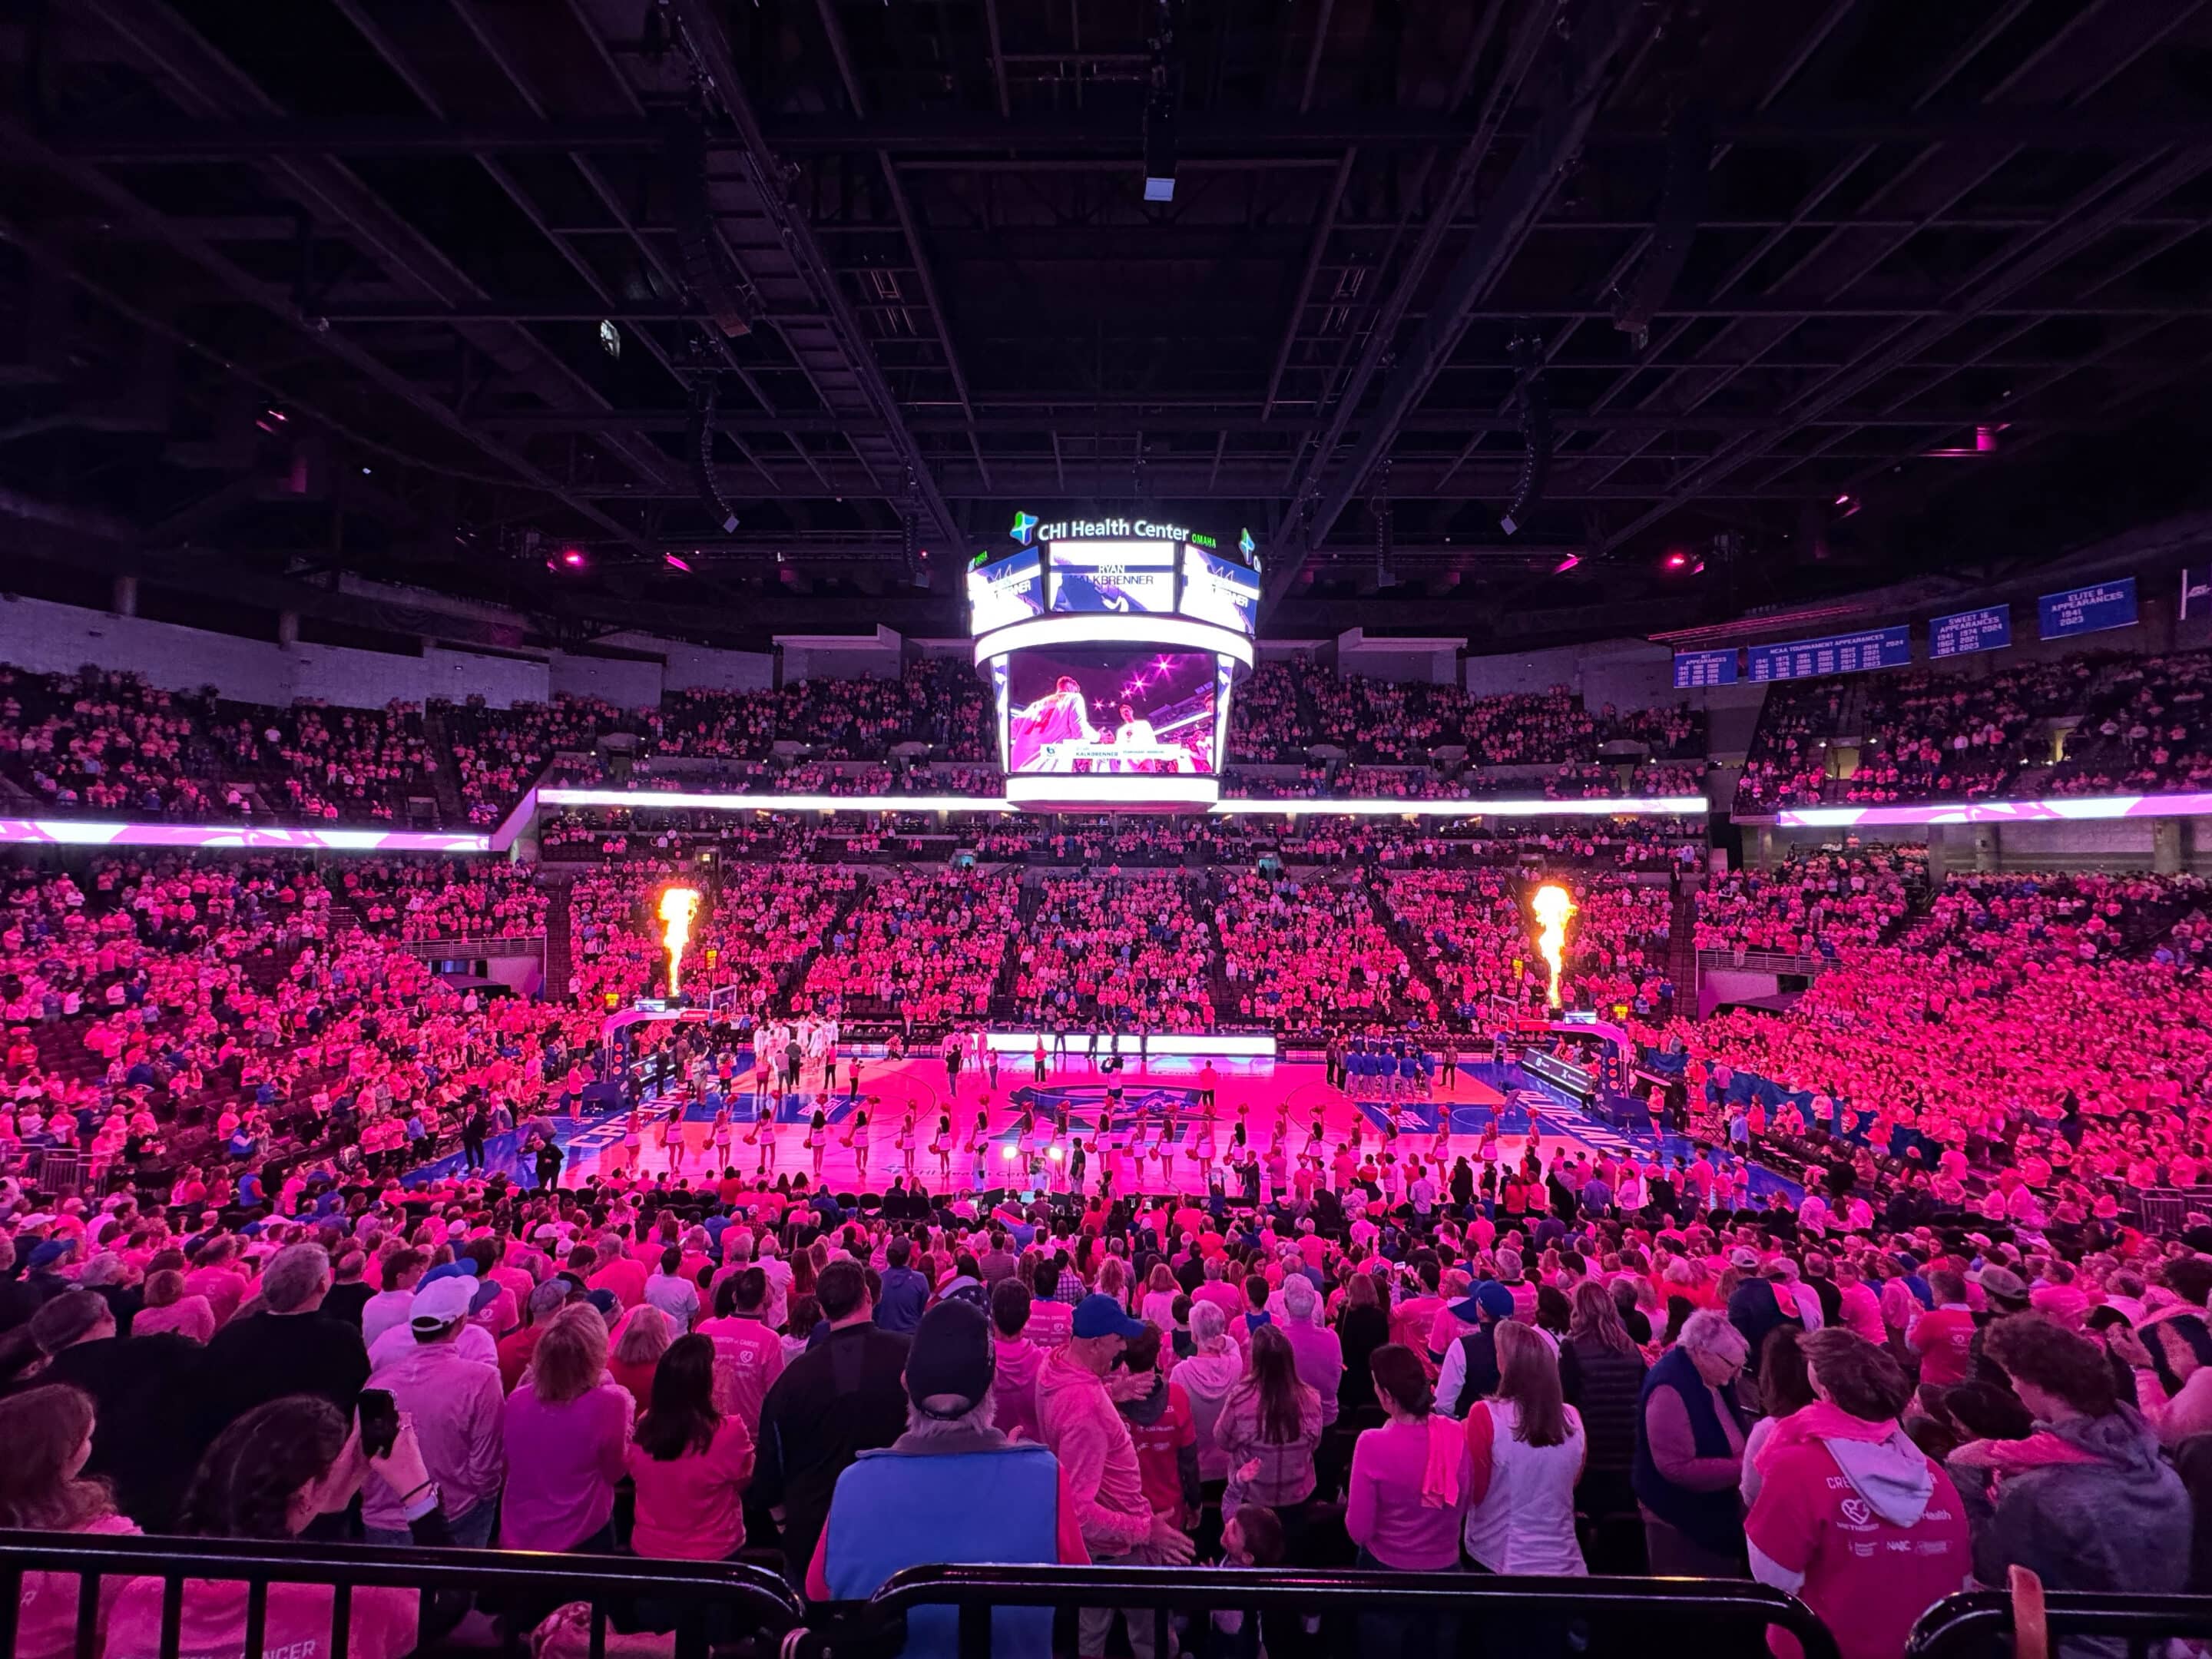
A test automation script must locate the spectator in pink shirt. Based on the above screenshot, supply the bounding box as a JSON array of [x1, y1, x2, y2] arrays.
[[989, 1279, 1048, 1445], [1346, 1344, 1471, 1659], [695, 1267, 786, 1435], [360, 1276, 505, 1547], [183, 1235, 250, 1326], [626, 1333, 756, 1561], [500, 1303, 634, 1552], [132, 1267, 216, 1343], [111, 1395, 445, 1659], [0, 1385, 143, 1659]]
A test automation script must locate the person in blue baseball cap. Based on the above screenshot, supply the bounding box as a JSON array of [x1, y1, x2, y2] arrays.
[[1435, 1280, 1518, 1419]]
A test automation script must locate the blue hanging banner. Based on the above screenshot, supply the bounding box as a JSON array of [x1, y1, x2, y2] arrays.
[[1929, 605, 2012, 658], [1671, 649, 1738, 688], [2038, 578, 2136, 640], [1746, 625, 1912, 683]]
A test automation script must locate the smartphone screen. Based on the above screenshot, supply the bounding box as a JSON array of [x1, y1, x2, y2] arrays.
[[357, 1388, 399, 1460]]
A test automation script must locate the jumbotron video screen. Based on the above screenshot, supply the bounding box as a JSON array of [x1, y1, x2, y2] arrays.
[[969, 522, 1258, 806], [1005, 647, 1220, 775]]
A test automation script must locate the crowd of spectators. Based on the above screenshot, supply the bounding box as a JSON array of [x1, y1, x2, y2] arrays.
[[796, 869, 1018, 1027], [1230, 672, 1707, 769], [1384, 871, 1674, 1020], [331, 859, 549, 942], [1009, 875, 1216, 1032], [10, 1033, 2210, 1644], [8, 818, 2212, 1644], [1684, 870, 2212, 1209], [1735, 650, 2212, 811], [0, 667, 236, 820], [1694, 851, 1919, 959], [1214, 870, 1418, 1029], [442, 696, 624, 826], [2048, 649, 2212, 796]]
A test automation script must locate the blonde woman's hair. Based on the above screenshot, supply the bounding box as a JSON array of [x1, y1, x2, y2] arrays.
[[614, 1304, 674, 1368], [531, 1303, 611, 1404]]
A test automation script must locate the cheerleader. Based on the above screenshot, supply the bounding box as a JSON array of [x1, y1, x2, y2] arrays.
[[1151, 1127, 1175, 1190], [970, 1106, 991, 1174], [1303, 1115, 1324, 1166], [932, 1112, 953, 1187], [896, 1110, 918, 1179], [1190, 1115, 1217, 1190], [711, 1105, 733, 1171], [843, 1100, 871, 1173], [664, 1098, 688, 1171], [1479, 1113, 1501, 1165], [619, 1108, 642, 1175], [751, 1101, 777, 1177], [1429, 1106, 1451, 1165], [808, 1106, 828, 1180]]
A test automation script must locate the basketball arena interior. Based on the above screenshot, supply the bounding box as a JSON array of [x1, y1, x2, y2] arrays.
[[2, 3, 2212, 1657]]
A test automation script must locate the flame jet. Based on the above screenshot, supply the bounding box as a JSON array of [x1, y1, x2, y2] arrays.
[[658, 887, 703, 995], [1531, 883, 1577, 1009]]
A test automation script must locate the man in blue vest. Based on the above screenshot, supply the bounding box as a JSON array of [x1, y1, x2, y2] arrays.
[[806, 1300, 1088, 1657], [1632, 1307, 1752, 1576]]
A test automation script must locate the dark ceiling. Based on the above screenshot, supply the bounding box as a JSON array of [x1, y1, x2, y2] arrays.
[[3, 0, 2211, 651]]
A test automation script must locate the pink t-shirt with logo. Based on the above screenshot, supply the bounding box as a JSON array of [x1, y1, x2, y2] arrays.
[[1745, 1442, 1969, 1659], [108, 1575, 419, 1659], [18, 1515, 138, 1659], [695, 1315, 786, 1432]]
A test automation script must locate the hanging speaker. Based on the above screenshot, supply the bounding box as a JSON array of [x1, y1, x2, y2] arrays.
[[688, 382, 741, 533], [665, 111, 757, 339]]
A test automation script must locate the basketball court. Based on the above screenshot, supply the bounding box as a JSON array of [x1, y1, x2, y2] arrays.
[[409, 1051, 1800, 1203]]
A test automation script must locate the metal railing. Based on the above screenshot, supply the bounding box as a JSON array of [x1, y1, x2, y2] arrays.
[[1909, 1583, 2212, 1659], [0, 1529, 803, 1659], [809, 1563, 1844, 1659], [0, 1532, 1852, 1659], [1697, 947, 1835, 975], [398, 933, 547, 957]]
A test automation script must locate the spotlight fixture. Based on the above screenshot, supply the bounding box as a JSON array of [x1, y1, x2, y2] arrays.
[[560, 548, 587, 568], [664, 552, 693, 572], [1552, 553, 1581, 575], [598, 320, 621, 359]]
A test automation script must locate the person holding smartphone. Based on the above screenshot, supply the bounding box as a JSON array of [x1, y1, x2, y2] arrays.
[[360, 1276, 505, 1547]]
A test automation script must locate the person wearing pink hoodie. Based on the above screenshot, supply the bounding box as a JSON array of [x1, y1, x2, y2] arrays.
[[1174, 1300, 1248, 1485], [1038, 1295, 1195, 1659], [1747, 1330, 1969, 1659], [991, 1278, 1048, 1443]]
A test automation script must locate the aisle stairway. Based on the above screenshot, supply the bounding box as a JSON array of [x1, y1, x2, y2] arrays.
[[420, 704, 469, 827], [543, 877, 574, 1002], [1365, 874, 1453, 1017], [1665, 878, 1702, 1018], [771, 873, 871, 1015]]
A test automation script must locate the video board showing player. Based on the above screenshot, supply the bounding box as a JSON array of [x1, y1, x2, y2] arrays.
[[1046, 540, 1177, 614], [1004, 647, 1219, 776], [1180, 545, 1260, 633], [967, 548, 1044, 633]]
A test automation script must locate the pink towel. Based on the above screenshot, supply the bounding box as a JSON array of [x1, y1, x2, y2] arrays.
[[1420, 1413, 1462, 1508]]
